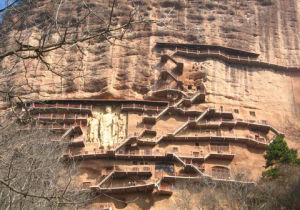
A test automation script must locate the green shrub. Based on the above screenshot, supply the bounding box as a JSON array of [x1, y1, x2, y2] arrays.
[[263, 137, 300, 178]]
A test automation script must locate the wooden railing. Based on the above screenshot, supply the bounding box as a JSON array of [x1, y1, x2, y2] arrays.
[[30, 102, 93, 110]]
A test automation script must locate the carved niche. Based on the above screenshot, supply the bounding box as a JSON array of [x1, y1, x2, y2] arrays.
[[87, 105, 127, 149]]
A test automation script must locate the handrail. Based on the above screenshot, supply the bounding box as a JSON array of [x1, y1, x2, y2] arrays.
[[156, 42, 260, 58], [151, 88, 189, 98], [143, 92, 205, 124], [174, 50, 300, 72], [29, 102, 93, 110], [196, 120, 284, 137], [161, 69, 180, 83]]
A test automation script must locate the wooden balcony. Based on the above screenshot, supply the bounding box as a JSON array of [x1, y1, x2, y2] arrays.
[[28, 103, 92, 114]]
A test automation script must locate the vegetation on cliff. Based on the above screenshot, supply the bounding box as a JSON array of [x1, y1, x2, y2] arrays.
[[263, 137, 300, 178]]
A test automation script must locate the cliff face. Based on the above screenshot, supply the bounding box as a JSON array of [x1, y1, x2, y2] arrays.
[[1, 0, 300, 144], [1, 1, 300, 209], [1, 0, 299, 98]]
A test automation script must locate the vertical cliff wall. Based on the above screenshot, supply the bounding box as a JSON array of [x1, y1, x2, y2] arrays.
[[1, 0, 300, 143]]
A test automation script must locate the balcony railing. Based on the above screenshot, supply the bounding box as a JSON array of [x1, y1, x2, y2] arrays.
[[121, 104, 165, 112], [30, 103, 93, 110]]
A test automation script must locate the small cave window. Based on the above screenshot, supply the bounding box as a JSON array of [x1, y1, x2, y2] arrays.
[[250, 111, 256, 117], [195, 142, 200, 147], [172, 147, 179, 152], [188, 85, 192, 90], [234, 109, 239, 114], [193, 152, 200, 157], [261, 120, 267, 125], [212, 166, 230, 179], [197, 86, 201, 91], [185, 159, 191, 164]]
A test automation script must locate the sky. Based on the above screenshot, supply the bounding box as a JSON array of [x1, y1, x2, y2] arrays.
[[0, 0, 18, 22], [0, 0, 7, 11], [0, 1, 4, 22]]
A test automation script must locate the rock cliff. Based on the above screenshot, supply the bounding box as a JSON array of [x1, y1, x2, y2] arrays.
[[1, 1, 300, 209]]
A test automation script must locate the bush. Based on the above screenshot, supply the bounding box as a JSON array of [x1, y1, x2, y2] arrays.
[[263, 137, 300, 178]]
